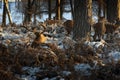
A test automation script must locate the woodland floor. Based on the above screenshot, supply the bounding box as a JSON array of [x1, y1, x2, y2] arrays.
[[0, 24, 120, 80]]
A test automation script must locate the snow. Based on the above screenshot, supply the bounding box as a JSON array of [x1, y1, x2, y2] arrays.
[[74, 63, 92, 76], [21, 67, 40, 80], [1, 31, 22, 39], [108, 51, 120, 62], [85, 39, 106, 48], [62, 71, 71, 76]]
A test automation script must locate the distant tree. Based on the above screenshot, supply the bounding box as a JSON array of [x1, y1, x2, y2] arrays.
[[117, 0, 120, 19], [73, 0, 92, 40], [98, 0, 105, 18], [60, 0, 64, 19], [48, 0, 52, 20], [2, 0, 7, 26], [23, 0, 35, 24], [23, 0, 32, 24], [2, 0, 12, 27], [56, 0, 61, 20], [69, 0, 74, 19], [0, 0, 2, 8], [106, 0, 118, 23]]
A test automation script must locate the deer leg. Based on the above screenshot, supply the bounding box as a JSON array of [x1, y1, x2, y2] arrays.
[[93, 33, 97, 41]]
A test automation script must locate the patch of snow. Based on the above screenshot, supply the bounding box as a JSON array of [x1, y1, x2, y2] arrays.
[[74, 63, 92, 76], [1, 32, 23, 39], [85, 40, 106, 48], [62, 71, 71, 76], [20, 67, 41, 80], [22, 67, 40, 76], [108, 51, 120, 62], [21, 76, 36, 80], [42, 78, 49, 80]]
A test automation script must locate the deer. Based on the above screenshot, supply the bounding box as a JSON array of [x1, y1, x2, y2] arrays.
[[63, 20, 74, 35], [93, 17, 107, 41], [105, 22, 119, 40], [31, 23, 47, 48], [93, 17, 120, 41], [44, 19, 61, 26]]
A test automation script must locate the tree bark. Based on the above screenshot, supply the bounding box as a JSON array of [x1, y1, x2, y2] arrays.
[[117, 0, 120, 19], [2, 0, 7, 27], [98, 0, 102, 17], [73, 0, 92, 40], [2, 0, 12, 26], [24, 0, 33, 24], [6, 0, 12, 25], [56, 0, 61, 20], [106, 0, 118, 23], [60, 0, 64, 19], [69, 0, 74, 19], [48, 0, 52, 20]]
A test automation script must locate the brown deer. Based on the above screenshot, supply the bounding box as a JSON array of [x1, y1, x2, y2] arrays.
[[44, 19, 61, 26], [63, 20, 74, 35], [31, 23, 47, 48], [93, 17, 120, 41], [105, 23, 119, 39], [93, 17, 107, 41], [31, 31, 47, 48]]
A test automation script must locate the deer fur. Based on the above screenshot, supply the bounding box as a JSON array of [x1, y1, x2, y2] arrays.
[[93, 17, 106, 41], [63, 20, 74, 35], [105, 22, 119, 39], [93, 17, 119, 41], [44, 19, 61, 26], [31, 23, 47, 48]]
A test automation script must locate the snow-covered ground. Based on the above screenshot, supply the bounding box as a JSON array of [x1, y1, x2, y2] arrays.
[[0, 21, 120, 79]]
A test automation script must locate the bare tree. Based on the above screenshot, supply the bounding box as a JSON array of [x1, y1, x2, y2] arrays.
[[117, 0, 120, 19], [73, 0, 92, 40], [23, 0, 36, 24], [48, 0, 52, 20], [106, 0, 118, 23], [56, 0, 61, 20], [97, 0, 107, 18], [69, 0, 74, 19], [2, 0, 12, 27]]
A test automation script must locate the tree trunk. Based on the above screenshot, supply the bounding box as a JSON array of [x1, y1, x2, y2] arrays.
[[48, 0, 51, 20], [56, 0, 61, 20], [117, 0, 120, 19], [0, 0, 2, 8], [73, 0, 92, 40], [24, 0, 33, 24], [69, 0, 74, 19], [106, 0, 118, 23], [98, 0, 102, 17], [6, 0, 12, 25], [60, 0, 64, 19], [33, 0, 37, 25], [98, 0, 106, 18], [2, 0, 12, 26], [2, 0, 7, 27]]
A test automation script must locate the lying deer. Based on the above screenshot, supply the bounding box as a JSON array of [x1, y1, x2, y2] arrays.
[[63, 20, 74, 35], [31, 23, 47, 48]]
